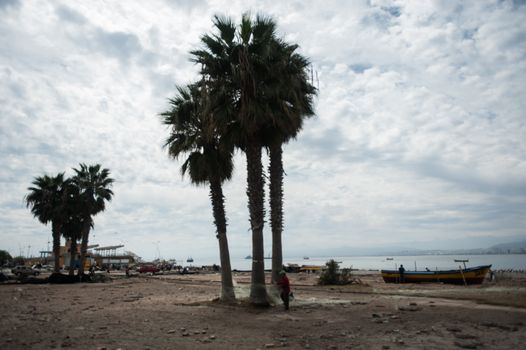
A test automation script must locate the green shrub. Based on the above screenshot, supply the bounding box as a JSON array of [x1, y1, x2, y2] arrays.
[[0, 250, 12, 265], [318, 259, 352, 285]]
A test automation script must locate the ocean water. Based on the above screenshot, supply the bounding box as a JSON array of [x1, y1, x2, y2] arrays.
[[191, 254, 526, 271]]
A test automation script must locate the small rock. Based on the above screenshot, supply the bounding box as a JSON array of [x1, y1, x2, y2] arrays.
[[447, 327, 462, 333], [210, 335, 216, 340], [454, 333, 477, 340], [182, 332, 190, 337], [454, 340, 481, 349], [399, 305, 421, 312], [372, 313, 381, 318], [167, 329, 176, 334], [265, 343, 275, 348], [382, 346, 390, 350]]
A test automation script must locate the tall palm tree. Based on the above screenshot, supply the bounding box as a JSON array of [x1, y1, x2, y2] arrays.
[[25, 173, 69, 273], [72, 164, 114, 276], [192, 14, 280, 306], [192, 14, 315, 304], [264, 40, 317, 283], [161, 83, 236, 302]]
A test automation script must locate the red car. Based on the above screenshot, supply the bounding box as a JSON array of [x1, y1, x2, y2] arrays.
[[138, 264, 160, 274]]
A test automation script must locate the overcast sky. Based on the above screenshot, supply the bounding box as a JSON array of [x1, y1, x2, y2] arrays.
[[1, 0, 525, 262]]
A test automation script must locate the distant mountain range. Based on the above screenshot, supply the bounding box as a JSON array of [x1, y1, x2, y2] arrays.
[[365, 240, 526, 256], [292, 238, 526, 257]]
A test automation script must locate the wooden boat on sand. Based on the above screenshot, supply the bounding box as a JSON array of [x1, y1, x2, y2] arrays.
[[381, 265, 491, 285]]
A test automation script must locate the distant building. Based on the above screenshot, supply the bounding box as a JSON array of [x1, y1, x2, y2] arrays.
[[59, 241, 136, 269]]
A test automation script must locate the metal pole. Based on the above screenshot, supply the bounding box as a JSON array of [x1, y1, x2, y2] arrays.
[[459, 265, 467, 286]]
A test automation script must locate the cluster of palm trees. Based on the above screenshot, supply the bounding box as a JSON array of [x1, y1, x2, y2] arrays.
[[161, 14, 316, 305], [25, 164, 114, 278]]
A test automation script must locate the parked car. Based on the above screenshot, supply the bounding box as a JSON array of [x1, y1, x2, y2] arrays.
[[138, 264, 160, 274], [41, 264, 54, 271], [11, 265, 39, 276]]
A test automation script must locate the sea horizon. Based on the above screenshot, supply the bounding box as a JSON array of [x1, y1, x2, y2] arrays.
[[180, 253, 526, 271]]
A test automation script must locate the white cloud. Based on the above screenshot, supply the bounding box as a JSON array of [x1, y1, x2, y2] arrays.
[[1, 0, 525, 262]]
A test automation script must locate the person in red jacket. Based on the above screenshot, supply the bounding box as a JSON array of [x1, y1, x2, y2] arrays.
[[277, 270, 291, 310]]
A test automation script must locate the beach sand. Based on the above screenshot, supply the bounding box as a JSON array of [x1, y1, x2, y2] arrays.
[[1, 271, 525, 349]]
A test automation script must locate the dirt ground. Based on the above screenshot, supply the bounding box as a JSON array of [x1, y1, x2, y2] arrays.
[[1, 271, 525, 349]]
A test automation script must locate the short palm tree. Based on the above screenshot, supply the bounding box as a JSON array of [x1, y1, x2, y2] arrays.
[[25, 173, 69, 273], [161, 83, 236, 302], [72, 164, 114, 276]]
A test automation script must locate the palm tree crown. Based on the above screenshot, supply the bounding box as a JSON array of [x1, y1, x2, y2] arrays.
[[72, 163, 114, 216], [25, 173, 69, 273], [161, 84, 234, 185], [72, 163, 114, 276], [26, 173, 68, 225]]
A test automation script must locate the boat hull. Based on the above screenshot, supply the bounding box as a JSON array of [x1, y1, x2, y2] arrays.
[[381, 265, 491, 285]]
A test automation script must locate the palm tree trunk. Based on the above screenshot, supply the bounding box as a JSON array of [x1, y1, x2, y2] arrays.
[[52, 221, 62, 273], [246, 140, 269, 306], [269, 142, 284, 284], [78, 219, 91, 277], [209, 177, 236, 302], [69, 239, 77, 276]]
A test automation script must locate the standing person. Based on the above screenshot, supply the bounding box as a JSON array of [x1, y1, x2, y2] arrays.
[[399, 264, 405, 283], [277, 271, 291, 310]]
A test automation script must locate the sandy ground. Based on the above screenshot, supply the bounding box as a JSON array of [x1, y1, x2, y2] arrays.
[[1, 271, 525, 349]]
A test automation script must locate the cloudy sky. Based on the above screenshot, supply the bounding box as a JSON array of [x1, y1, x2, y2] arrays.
[[1, 0, 525, 262]]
